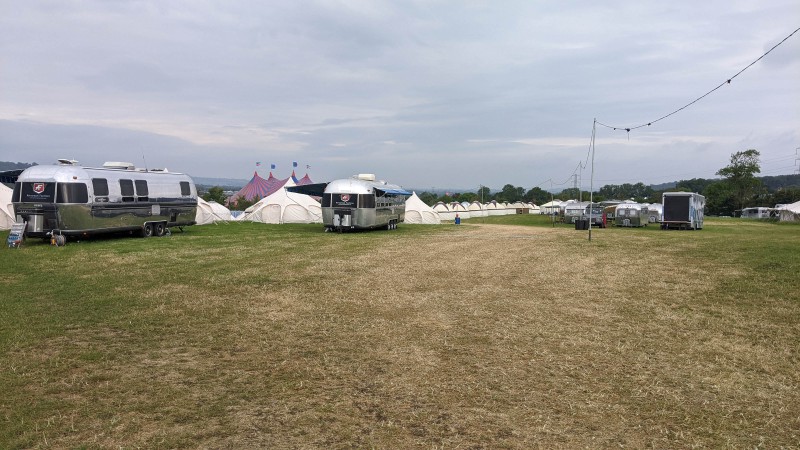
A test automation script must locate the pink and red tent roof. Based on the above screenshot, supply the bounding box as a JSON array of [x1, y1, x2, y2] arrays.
[[228, 171, 313, 205]]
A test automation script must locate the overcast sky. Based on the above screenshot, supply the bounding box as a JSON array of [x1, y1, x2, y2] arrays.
[[1, 1, 798, 191]]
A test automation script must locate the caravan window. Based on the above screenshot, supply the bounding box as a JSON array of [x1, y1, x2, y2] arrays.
[[120, 179, 134, 202], [56, 183, 89, 204], [92, 178, 109, 196], [321, 194, 332, 207], [135, 180, 149, 201], [180, 181, 191, 196]]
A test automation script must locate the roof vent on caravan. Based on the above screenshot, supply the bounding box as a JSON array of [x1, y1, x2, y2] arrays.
[[103, 162, 136, 170], [357, 174, 376, 181], [57, 159, 79, 165]]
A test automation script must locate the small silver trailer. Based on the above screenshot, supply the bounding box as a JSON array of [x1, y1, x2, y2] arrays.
[[564, 201, 588, 224], [11, 160, 197, 240], [661, 192, 704, 230], [288, 174, 411, 231], [647, 203, 663, 224], [614, 203, 649, 227]]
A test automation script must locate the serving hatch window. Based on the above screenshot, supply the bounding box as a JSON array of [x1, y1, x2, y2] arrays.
[[56, 183, 89, 204], [359, 194, 375, 209]]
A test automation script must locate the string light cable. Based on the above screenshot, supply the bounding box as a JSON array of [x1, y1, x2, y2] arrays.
[[595, 26, 800, 134]]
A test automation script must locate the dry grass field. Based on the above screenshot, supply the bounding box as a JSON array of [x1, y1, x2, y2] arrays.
[[1, 217, 798, 448]]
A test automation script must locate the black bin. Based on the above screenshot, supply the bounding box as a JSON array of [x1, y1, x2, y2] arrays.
[[575, 219, 589, 230]]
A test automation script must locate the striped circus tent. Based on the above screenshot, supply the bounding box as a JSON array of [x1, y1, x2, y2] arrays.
[[297, 173, 314, 186], [228, 171, 315, 205], [228, 171, 273, 204]]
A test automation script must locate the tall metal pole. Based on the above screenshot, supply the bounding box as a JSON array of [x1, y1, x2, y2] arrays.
[[589, 119, 597, 242], [550, 179, 555, 228]]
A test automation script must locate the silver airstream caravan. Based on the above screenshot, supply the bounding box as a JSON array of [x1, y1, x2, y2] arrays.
[[288, 174, 411, 231], [11, 160, 197, 239], [614, 203, 649, 227]]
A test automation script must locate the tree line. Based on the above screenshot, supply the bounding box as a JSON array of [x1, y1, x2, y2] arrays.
[[415, 149, 800, 216]]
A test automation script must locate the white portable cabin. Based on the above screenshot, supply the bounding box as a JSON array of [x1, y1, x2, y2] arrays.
[[540, 200, 561, 215], [526, 203, 540, 214], [509, 202, 528, 214], [740, 207, 771, 219]]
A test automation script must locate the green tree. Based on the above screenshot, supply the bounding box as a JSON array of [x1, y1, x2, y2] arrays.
[[716, 149, 763, 211], [418, 191, 438, 206], [676, 178, 715, 194], [458, 192, 478, 203], [524, 187, 550, 205], [768, 187, 800, 207], [704, 181, 735, 216], [201, 186, 228, 204], [477, 186, 492, 203], [231, 197, 259, 211], [495, 184, 523, 203]]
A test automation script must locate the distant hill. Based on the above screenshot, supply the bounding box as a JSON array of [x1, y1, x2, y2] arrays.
[[650, 181, 678, 191], [761, 174, 800, 190], [0, 161, 36, 171], [193, 176, 248, 189]]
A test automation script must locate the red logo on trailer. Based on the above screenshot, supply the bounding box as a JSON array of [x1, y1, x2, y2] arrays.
[[33, 183, 46, 194], [340, 194, 350, 202]]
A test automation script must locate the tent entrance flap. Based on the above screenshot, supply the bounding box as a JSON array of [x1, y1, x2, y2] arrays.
[[286, 183, 328, 197]]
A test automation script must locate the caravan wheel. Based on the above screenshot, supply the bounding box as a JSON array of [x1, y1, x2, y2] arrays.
[[154, 222, 166, 237], [142, 223, 154, 238]]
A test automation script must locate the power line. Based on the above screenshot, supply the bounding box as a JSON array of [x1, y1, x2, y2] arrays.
[[596, 26, 800, 134]]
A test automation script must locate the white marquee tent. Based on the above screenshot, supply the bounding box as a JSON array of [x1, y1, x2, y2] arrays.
[[0, 184, 15, 230], [196, 198, 234, 225], [404, 193, 440, 224], [778, 201, 800, 222], [449, 202, 471, 220], [240, 179, 322, 224], [433, 202, 455, 221], [485, 201, 504, 216], [540, 200, 562, 215], [468, 201, 487, 218]]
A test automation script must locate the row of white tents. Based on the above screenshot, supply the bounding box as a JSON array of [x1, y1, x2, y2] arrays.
[[194, 192, 541, 226], [432, 200, 540, 221], [3, 179, 799, 230]]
